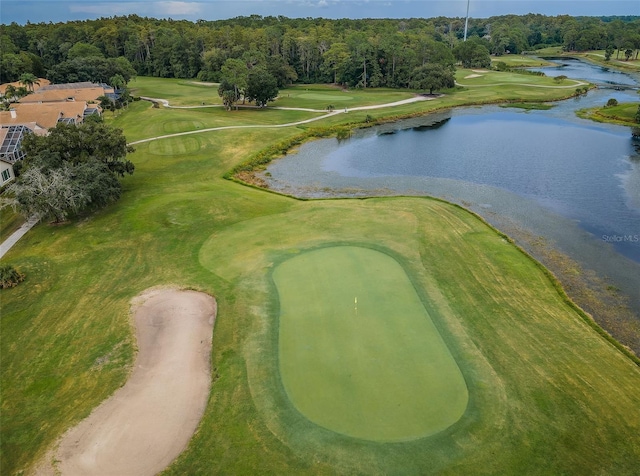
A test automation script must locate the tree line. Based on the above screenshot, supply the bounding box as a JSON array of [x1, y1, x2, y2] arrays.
[[1, 14, 639, 87]]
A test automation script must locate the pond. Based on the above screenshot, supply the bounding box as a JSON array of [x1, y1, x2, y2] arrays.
[[263, 60, 640, 317]]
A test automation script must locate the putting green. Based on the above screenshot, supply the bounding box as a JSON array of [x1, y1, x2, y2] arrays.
[[274, 246, 468, 442]]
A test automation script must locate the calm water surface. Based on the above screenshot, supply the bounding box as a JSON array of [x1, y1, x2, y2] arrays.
[[264, 61, 640, 313]]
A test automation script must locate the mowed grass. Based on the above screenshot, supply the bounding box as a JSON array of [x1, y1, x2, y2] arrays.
[[274, 246, 467, 442], [105, 100, 321, 143], [491, 55, 554, 67], [129, 76, 223, 106], [455, 68, 583, 87], [2, 77, 639, 475], [275, 84, 416, 109], [197, 198, 640, 475]]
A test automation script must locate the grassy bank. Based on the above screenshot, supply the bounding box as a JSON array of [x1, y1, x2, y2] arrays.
[[577, 101, 639, 126], [2, 75, 639, 475]]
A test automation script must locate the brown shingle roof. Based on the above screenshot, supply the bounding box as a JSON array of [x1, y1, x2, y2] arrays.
[[0, 102, 89, 130], [0, 78, 50, 95], [19, 87, 110, 103]]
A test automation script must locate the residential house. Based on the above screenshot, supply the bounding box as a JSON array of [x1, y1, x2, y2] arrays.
[[0, 102, 97, 130], [0, 125, 33, 186], [0, 80, 103, 184], [0, 78, 50, 96], [20, 82, 115, 104]]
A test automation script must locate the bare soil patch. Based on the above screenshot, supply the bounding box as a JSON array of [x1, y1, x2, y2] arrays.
[[34, 287, 217, 476]]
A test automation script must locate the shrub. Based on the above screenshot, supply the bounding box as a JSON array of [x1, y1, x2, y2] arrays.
[[606, 98, 618, 107], [0, 265, 25, 289], [336, 128, 352, 140]]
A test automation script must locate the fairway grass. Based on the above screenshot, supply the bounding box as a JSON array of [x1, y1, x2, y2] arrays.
[[2, 77, 640, 475], [197, 199, 640, 474], [274, 246, 467, 442]]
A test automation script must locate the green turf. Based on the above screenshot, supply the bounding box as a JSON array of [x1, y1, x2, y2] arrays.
[[0, 207, 24, 243], [274, 246, 467, 442], [491, 55, 554, 68], [297, 92, 353, 101], [577, 102, 639, 126], [128, 77, 224, 106], [2, 76, 640, 475]]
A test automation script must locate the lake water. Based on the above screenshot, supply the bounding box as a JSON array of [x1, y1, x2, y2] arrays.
[[263, 60, 640, 315]]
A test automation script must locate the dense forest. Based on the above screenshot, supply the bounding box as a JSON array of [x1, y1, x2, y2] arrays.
[[1, 14, 639, 88]]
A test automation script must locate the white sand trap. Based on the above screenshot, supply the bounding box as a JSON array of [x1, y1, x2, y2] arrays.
[[472, 69, 490, 73], [34, 288, 216, 476], [464, 74, 483, 79]]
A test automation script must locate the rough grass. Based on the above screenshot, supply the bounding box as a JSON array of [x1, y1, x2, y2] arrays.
[[0, 207, 24, 243], [2, 77, 639, 476]]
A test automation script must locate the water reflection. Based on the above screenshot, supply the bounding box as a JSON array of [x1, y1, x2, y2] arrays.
[[263, 61, 640, 316]]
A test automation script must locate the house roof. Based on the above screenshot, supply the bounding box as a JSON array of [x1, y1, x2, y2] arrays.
[[0, 78, 50, 95], [0, 102, 90, 130], [19, 86, 112, 104], [38, 81, 110, 90]]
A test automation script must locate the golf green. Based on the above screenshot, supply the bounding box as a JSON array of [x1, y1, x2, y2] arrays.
[[274, 246, 468, 442]]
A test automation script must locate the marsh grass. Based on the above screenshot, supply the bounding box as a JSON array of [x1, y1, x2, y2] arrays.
[[576, 102, 639, 126]]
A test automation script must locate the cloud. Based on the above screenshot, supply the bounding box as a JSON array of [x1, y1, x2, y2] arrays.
[[158, 1, 204, 16], [68, 2, 144, 16], [69, 1, 203, 18]]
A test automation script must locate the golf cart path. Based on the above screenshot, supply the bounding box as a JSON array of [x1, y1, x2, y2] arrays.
[[34, 288, 217, 476], [130, 95, 431, 144], [0, 215, 38, 259]]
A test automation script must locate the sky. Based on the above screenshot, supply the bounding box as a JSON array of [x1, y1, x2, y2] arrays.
[[1, 0, 638, 25]]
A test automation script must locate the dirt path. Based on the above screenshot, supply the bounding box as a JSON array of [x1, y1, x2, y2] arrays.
[[34, 288, 217, 476]]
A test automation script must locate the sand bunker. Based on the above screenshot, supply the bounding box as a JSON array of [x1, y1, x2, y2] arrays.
[[34, 288, 216, 476], [464, 74, 483, 79]]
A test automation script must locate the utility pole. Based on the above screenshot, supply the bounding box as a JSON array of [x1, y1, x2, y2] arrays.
[[464, 0, 470, 41]]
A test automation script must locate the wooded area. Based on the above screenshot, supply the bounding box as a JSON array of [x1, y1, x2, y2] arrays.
[[2, 14, 639, 87]]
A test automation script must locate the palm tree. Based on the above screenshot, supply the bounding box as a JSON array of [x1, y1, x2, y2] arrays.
[[3, 84, 17, 102], [19, 73, 40, 92], [109, 74, 126, 91]]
